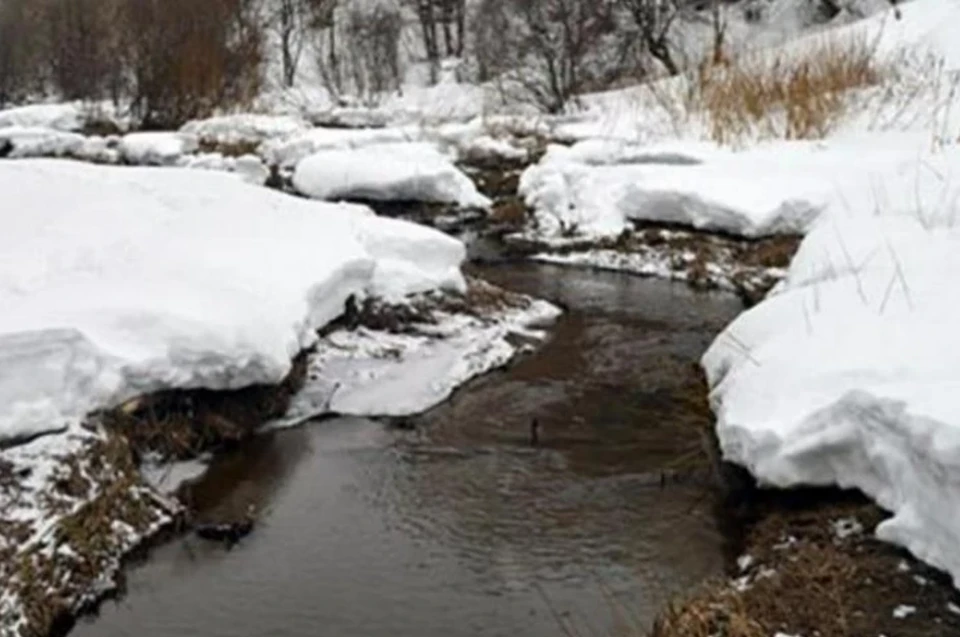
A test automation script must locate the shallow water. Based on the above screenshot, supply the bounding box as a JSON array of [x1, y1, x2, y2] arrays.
[[73, 264, 743, 637]]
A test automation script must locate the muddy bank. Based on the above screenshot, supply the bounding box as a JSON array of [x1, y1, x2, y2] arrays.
[[68, 264, 743, 637]]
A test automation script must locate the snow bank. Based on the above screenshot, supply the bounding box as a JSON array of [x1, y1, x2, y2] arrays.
[[261, 125, 422, 168], [119, 132, 199, 166], [519, 136, 960, 239], [180, 114, 309, 148], [0, 103, 85, 132], [0, 127, 120, 163], [0, 159, 465, 444], [292, 142, 491, 208], [702, 213, 960, 587], [177, 152, 271, 186]]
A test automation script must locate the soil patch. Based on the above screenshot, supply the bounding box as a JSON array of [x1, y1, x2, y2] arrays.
[[653, 488, 960, 637]]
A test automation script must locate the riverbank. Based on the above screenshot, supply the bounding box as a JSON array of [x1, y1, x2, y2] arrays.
[[654, 487, 960, 637], [0, 278, 558, 637]]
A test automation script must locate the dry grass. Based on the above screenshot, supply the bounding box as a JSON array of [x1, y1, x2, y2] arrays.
[[651, 494, 960, 637], [654, 34, 894, 144]]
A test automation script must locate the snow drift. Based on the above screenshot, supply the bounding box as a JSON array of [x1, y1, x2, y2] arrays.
[[703, 212, 960, 587], [519, 136, 960, 240], [0, 159, 465, 444]]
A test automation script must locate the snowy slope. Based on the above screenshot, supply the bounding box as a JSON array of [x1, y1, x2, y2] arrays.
[[0, 159, 465, 444]]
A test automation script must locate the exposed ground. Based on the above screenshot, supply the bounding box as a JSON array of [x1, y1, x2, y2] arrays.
[[511, 225, 801, 306], [652, 484, 960, 637]]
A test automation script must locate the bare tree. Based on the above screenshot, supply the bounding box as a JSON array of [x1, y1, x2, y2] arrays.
[[42, 0, 128, 102], [409, 0, 466, 85], [620, 0, 681, 75], [482, 0, 619, 113], [0, 0, 38, 105], [316, 1, 402, 105], [268, 0, 337, 87]]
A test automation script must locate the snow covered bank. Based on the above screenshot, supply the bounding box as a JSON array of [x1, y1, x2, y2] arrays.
[[119, 131, 200, 165], [180, 113, 309, 149], [702, 213, 960, 587], [518, 136, 960, 240], [0, 159, 466, 445], [292, 142, 491, 208]]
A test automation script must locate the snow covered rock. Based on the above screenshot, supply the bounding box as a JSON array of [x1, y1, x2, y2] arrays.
[[0, 103, 85, 132], [0, 127, 121, 162], [119, 132, 199, 166], [0, 159, 465, 444], [261, 125, 422, 169], [180, 114, 309, 149], [177, 152, 271, 186], [702, 213, 960, 588], [0, 127, 87, 159], [292, 142, 491, 208]]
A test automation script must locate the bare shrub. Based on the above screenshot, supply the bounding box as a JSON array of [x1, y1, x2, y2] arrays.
[[0, 0, 41, 105], [41, 0, 128, 103], [478, 0, 622, 114], [124, 0, 264, 128]]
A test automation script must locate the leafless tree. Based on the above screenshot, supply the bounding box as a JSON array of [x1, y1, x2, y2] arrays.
[[316, 1, 402, 105], [0, 0, 37, 105], [41, 0, 128, 103], [409, 0, 466, 84], [482, 0, 620, 113], [268, 0, 337, 87], [620, 0, 681, 75]]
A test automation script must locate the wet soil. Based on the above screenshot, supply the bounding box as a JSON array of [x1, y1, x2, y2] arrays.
[[70, 264, 743, 637]]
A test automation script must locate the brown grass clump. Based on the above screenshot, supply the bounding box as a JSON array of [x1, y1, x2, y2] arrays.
[[658, 34, 892, 144], [102, 354, 308, 460], [652, 493, 960, 637]]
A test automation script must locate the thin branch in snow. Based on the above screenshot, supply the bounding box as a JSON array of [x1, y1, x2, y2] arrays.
[[722, 331, 761, 367], [886, 238, 914, 311], [802, 295, 814, 336], [832, 225, 869, 306]]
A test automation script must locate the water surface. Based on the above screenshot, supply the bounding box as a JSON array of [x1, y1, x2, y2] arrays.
[[74, 264, 743, 637]]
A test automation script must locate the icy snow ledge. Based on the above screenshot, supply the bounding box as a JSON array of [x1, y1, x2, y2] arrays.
[[0, 159, 465, 444], [702, 214, 960, 588], [292, 142, 491, 208], [276, 291, 561, 425], [519, 137, 960, 240], [180, 114, 309, 148]]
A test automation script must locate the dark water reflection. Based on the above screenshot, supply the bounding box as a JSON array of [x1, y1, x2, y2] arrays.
[[74, 264, 743, 637]]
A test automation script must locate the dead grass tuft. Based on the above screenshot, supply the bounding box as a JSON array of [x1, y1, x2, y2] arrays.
[[655, 34, 893, 144], [102, 355, 308, 461]]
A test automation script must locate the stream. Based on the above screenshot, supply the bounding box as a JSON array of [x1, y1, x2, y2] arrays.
[[72, 263, 744, 637]]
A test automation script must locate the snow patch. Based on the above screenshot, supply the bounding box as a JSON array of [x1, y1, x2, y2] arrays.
[[293, 142, 491, 208], [119, 132, 199, 166]]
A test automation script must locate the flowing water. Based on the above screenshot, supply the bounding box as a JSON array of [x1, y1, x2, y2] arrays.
[[73, 264, 743, 637]]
